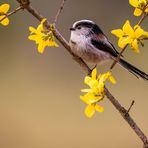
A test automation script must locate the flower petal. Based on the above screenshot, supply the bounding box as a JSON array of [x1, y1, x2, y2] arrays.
[[28, 35, 38, 41], [111, 29, 124, 38], [123, 20, 134, 35], [41, 18, 46, 24], [84, 76, 91, 84], [28, 35, 35, 40], [0, 4, 10, 13], [131, 39, 139, 53], [109, 75, 116, 84], [145, 7, 148, 13], [48, 41, 59, 47], [134, 26, 144, 38], [0, 16, 9, 26], [99, 73, 109, 84], [129, 0, 139, 7], [91, 68, 97, 80], [118, 37, 132, 48], [37, 19, 46, 32], [38, 41, 46, 53], [134, 8, 142, 16], [97, 83, 104, 93], [95, 104, 104, 112], [143, 31, 148, 38], [29, 26, 37, 33], [80, 95, 92, 105], [37, 23, 44, 32], [81, 89, 91, 93], [85, 104, 95, 118]]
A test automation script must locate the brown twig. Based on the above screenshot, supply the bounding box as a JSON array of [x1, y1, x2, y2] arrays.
[[110, 45, 128, 70], [54, 0, 66, 24], [14, 0, 148, 147], [0, 6, 23, 23], [126, 100, 135, 114], [137, 12, 147, 26]]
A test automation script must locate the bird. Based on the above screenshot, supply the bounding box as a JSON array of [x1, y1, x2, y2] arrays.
[[69, 19, 148, 80]]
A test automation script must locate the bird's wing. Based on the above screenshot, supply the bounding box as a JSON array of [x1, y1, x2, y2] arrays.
[[91, 35, 119, 57]]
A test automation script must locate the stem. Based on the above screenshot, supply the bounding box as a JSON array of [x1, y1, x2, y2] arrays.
[[137, 12, 147, 26], [54, 0, 66, 24], [0, 6, 23, 23], [110, 45, 128, 70]]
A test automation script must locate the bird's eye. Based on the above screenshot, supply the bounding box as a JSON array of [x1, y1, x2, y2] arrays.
[[77, 26, 81, 30]]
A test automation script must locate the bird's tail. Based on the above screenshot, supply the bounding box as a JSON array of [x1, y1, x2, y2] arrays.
[[119, 59, 148, 80]]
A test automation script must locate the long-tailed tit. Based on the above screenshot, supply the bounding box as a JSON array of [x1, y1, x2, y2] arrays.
[[69, 20, 148, 80]]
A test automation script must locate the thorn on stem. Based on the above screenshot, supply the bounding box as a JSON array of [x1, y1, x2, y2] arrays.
[[125, 100, 135, 115]]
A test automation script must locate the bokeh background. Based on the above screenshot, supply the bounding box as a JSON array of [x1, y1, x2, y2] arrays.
[[0, 0, 148, 148]]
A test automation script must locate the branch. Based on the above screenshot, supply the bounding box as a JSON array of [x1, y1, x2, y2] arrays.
[[137, 12, 148, 26], [54, 0, 67, 24], [110, 45, 128, 69], [14, 0, 148, 147], [105, 88, 148, 148]]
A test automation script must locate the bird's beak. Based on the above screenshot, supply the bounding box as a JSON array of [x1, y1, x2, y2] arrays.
[[70, 27, 75, 31]]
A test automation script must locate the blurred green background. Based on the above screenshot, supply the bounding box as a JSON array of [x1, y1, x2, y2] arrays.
[[0, 0, 148, 148]]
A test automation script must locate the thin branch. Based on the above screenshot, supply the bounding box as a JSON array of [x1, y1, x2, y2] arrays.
[[126, 100, 135, 114], [110, 45, 128, 70], [0, 6, 23, 23], [14, 0, 148, 147], [54, 0, 66, 24], [137, 12, 147, 26]]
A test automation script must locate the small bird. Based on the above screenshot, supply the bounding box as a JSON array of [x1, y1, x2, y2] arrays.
[[69, 20, 148, 80]]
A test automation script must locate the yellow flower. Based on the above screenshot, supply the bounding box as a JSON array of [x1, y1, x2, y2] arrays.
[[111, 20, 148, 53], [80, 68, 116, 118], [129, 0, 148, 16], [0, 4, 10, 26], [28, 18, 58, 53], [80, 92, 104, 118]]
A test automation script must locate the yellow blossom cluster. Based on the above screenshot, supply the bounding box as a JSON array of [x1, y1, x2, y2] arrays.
[[111, 0, 148, 53], [0, 3, 10, 26], [28, 18, 58, 53], [80, 69, 116, 118], [112, 20, 148, 53], [129, 0, 148, 16]]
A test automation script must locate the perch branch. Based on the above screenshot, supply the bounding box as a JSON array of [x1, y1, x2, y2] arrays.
[[105, 88, 148, 147]]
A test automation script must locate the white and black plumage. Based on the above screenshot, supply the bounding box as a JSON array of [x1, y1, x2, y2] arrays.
[[69, 20, 148, 80]]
